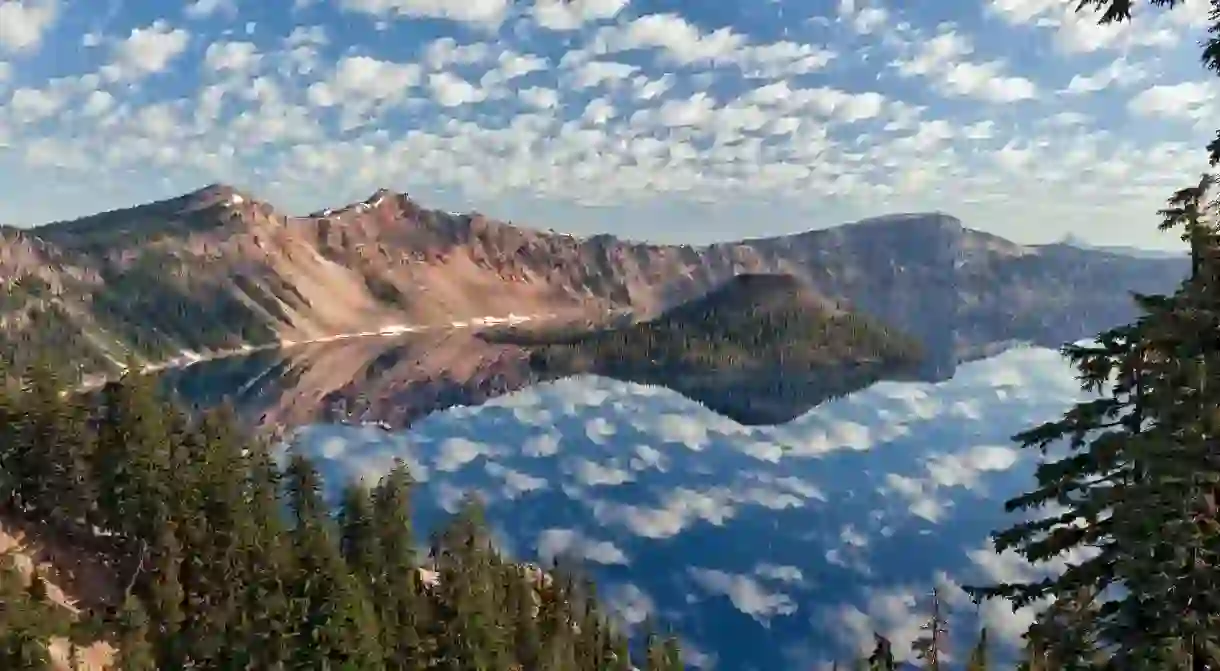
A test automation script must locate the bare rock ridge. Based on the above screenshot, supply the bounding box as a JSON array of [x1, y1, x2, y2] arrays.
[[0, 184, 1190, 376]]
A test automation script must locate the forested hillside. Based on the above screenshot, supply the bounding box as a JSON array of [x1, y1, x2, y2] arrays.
[[0, 358, 685, 670], [496, 273, 923, 376]]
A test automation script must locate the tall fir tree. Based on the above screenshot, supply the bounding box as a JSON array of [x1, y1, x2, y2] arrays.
[[113, 593, 157, 671], [966, 2, 1220, 669], [284, 452, 383, 670], [867, 633, 896, 671], [372, 461, 427, 670], [966, 627, 988, 671], [911, 588, 946, 670]]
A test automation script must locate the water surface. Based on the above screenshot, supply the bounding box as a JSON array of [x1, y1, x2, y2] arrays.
[[165, 337, 1087, 670]]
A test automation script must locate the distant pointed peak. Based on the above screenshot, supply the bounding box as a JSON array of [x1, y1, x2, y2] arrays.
[[191, 182, 236, 198], [182, 182, 257, 210]]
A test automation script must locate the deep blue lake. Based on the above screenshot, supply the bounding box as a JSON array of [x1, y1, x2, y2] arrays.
[[168, 341, 1090, 670]]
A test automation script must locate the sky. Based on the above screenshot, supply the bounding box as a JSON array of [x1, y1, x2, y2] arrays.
[[0, 0, 1215, 248]]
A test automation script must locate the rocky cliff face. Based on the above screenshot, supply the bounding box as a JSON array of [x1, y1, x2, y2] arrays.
[[0, 185, 1188, 375]]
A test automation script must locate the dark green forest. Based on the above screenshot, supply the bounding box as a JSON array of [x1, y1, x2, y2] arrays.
[[0, 358, 689, 670], [495, 274, 924, 377], [4, 1, 1220, 669], [0, 360, 1043, 670]]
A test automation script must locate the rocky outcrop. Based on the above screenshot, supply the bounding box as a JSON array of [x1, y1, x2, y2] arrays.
[[0, 185, 1189, 375]]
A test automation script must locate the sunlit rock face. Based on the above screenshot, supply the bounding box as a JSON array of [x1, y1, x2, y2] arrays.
[[276, 345, 1088, 671]]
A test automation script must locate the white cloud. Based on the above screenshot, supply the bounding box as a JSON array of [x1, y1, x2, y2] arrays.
[[203, 41, 261, 72], [0, 0, 57, 53], [522, 432, 561, 457], [184, 0, 237, 19], [838, 0, 889, 35], [536, 528, 629, 565], [568, 457, 633, 486], [8, 86, 65, 122], [591, 488, 737, 539], [309, 55, 421, 109], [483, 461, 548, 496], [987, 0, 1188, 53], [892, 29, 1037, 103], [427, 71, 486, 107], [568, 59, 638, 89], [339, 0, 512, 26], [434, 437, 494, 471], [518, 86, 559, 110], [104, 21, 191, 81], [1128, 81, 1216, 121], [532, 0, 628, 30], [1065, 56, 1146, 94], [605, 583, 654, 626], [0, 0, 1203, 250], [595, 13, 745, 64], [689, 568, 798, 623], [422, 37, 490, 69]]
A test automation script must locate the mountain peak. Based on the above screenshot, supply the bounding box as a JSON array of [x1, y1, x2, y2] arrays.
[[182, 183, 257, 211], [664, 272, 836, 323], [366, 188, 396, 202]]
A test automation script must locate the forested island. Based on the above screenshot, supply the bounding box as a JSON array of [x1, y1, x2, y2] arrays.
[[487, 273, 924, 379]]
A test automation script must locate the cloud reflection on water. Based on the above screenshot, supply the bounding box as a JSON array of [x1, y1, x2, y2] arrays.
[[292, 345, 1089, 670]]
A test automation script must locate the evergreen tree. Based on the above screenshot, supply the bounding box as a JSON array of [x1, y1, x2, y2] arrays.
[[284, 452, 383, 670], [662, 633, 684, 671], [966, 627, 988, 671], [237, 436, 293, 670], [964, 2, 1220, 668], [114, 594, 157, 671], [339, 480, 382, 592], [0, 359, 671, 671], [965, 188, 1220, 668], [867, 633, 896, 671], [911, 588, 946, 670], [372, 461, 427, 670], [0, 625, 52, 670]]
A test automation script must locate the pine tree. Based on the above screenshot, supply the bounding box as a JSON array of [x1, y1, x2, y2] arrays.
[[965, 2, 1220, 666], [965, 182, 1220, 669], [339, 480, 382, 592], [0, 625, 52, 670], [0, 357, 687, 671], [505, 565, 541, 670], [146, 521, 187, 667], [114, 594, 157, 671], [284, 451, 383, 670], [911, 588, 946, 670], [966, 627, 988, 671], [867, 633, 896, 671], [237, 437, 292, 670], [372, 461, 427, 670], [430, 495, 507, 671], [662, 633, 684, 671]]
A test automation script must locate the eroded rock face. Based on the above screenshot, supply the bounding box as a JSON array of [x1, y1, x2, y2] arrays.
[[0, 186, 1189, 374]]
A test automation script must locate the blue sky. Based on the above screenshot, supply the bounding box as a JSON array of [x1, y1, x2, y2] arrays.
[[0, 0, 1215, 247]]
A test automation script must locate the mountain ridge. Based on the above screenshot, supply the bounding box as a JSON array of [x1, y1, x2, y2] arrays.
[[0, 185, 1190, 377]]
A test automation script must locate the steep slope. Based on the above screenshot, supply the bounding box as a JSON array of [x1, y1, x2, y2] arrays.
[[0, 187, 1189, 377]]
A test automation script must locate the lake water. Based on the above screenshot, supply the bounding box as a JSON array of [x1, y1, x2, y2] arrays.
[[165, 339, 1090, 670]]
